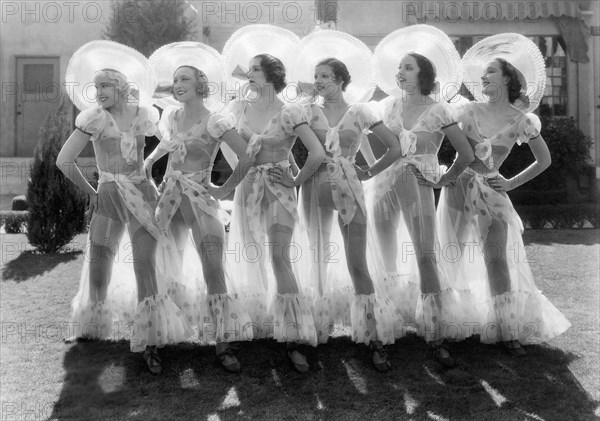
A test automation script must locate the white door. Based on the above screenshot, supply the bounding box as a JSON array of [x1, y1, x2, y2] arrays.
[[16, 57, 60, 156]]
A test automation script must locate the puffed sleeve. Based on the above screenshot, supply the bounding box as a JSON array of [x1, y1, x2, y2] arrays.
[[281, 102, 309, 134], [447, 95, 472, 127], [141, 105, 159, 136], [425, 102, 457, 133], [207, 111, 236, 140], [75, 108, 107, 142], [516, 113, 542, 145], [354, 103, 382, 134], [299, 99, 314, 121], [226, 99, 245, 124], [369, 98, 416, 157], [156, 106, 179, 151], [369, 96, 396, 123]]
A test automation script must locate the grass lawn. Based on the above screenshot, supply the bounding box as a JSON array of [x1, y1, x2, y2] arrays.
[[1, 230, 599, 420]]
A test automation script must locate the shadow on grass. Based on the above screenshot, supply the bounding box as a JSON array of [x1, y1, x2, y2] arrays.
[[1, 250, 82, 283], [523, 229, 600, 246], [51, 335, 599, 420]]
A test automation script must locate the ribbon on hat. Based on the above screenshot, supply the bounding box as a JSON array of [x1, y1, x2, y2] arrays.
[[154, 80, 173, 99], [297, 81, 315, 94], [514, 93, 531, 111], [232, 64, 249, 80], [295, 81, 318, 103], [298, 81, 314, 91]]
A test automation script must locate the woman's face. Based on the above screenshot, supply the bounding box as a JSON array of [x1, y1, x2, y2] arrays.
[[481, 60, 507, 97], [173, 66, 206, 102], [247, 57, 267, 91], [314, 64, 341, 97], [396, 55, 420, 91], [94, 73, 121, 109]]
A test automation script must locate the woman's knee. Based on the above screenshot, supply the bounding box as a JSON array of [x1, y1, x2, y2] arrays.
[[200, 248, 225, 279], [131, 230, 157, 258], [375, 218, 394, 237], [88, 245, 113, 290]]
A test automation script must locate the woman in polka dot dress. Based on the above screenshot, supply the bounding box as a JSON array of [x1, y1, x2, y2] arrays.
[[291, 57, 403, 372], [226, 54, 326, 373], [368, 58, 476, 366], [367, 25, 478, 368], [431, 34, 570, 355], [58, 41, 193, 375], [145, 42, 256, 373]]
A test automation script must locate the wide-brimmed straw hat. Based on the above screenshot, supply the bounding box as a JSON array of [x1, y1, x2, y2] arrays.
[[148, 41, 226, 112], [373, 24, 462, 102], [65, 40, 155, 111], [222, 24, 301, 98], [462, 33, 546, 112], [290, 29, 375, 104]]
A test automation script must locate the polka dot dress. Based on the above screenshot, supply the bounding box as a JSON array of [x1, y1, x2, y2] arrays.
[[68, 105, 194, 350], [436, 101, 570, 344]]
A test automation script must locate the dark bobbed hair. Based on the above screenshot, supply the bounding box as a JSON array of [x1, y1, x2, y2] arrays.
[[407, 53, 436, 96], [253, 54, 287, 94], [316, 57, 351, 91], [495, 58, 523, 104]]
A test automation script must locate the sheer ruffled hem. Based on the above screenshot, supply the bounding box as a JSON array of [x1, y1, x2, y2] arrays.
[[311, 288, 353, 343], [237, 293, 269, 339], [266, 294, 318, 346], [479, 289, 571, 344], [415, 288, 480, 343], [69, 300, 119, 341], [130, 294, 194, 352], [166, 281, 197, 326], [382, 272, 420, 325], [196, 293, 254, 343], [350, 294, 396, 345]]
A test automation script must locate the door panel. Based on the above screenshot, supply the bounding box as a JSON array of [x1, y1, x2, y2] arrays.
[[16, 57, 60, 156]]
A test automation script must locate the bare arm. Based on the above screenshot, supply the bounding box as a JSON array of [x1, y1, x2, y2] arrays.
[[219, 141, 240, 170], [438, 123, 475, 186], [291, 124, 326, 186], [56, 129, 96, 198], [488, 134, 551, 192], [359, 134, 377, 167], [143, 143, 170, 179], [206, 129, 255, 200], [288, 150, 299, 176], [357, 123, 402, 180]]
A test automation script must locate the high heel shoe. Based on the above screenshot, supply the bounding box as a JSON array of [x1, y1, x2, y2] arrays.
[[369, 341, 391, 373], [503, 340, 526, 357], [143, 346, 162, 375], [216, 343, 241, 373], [286, 343, 310, 373], [432, 344, 455, 368]]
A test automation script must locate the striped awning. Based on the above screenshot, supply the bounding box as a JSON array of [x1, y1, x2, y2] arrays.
[[402, 1, 582, 22]]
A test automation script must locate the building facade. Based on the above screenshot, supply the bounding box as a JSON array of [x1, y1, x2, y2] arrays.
[[1, 0, 598, 193]]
